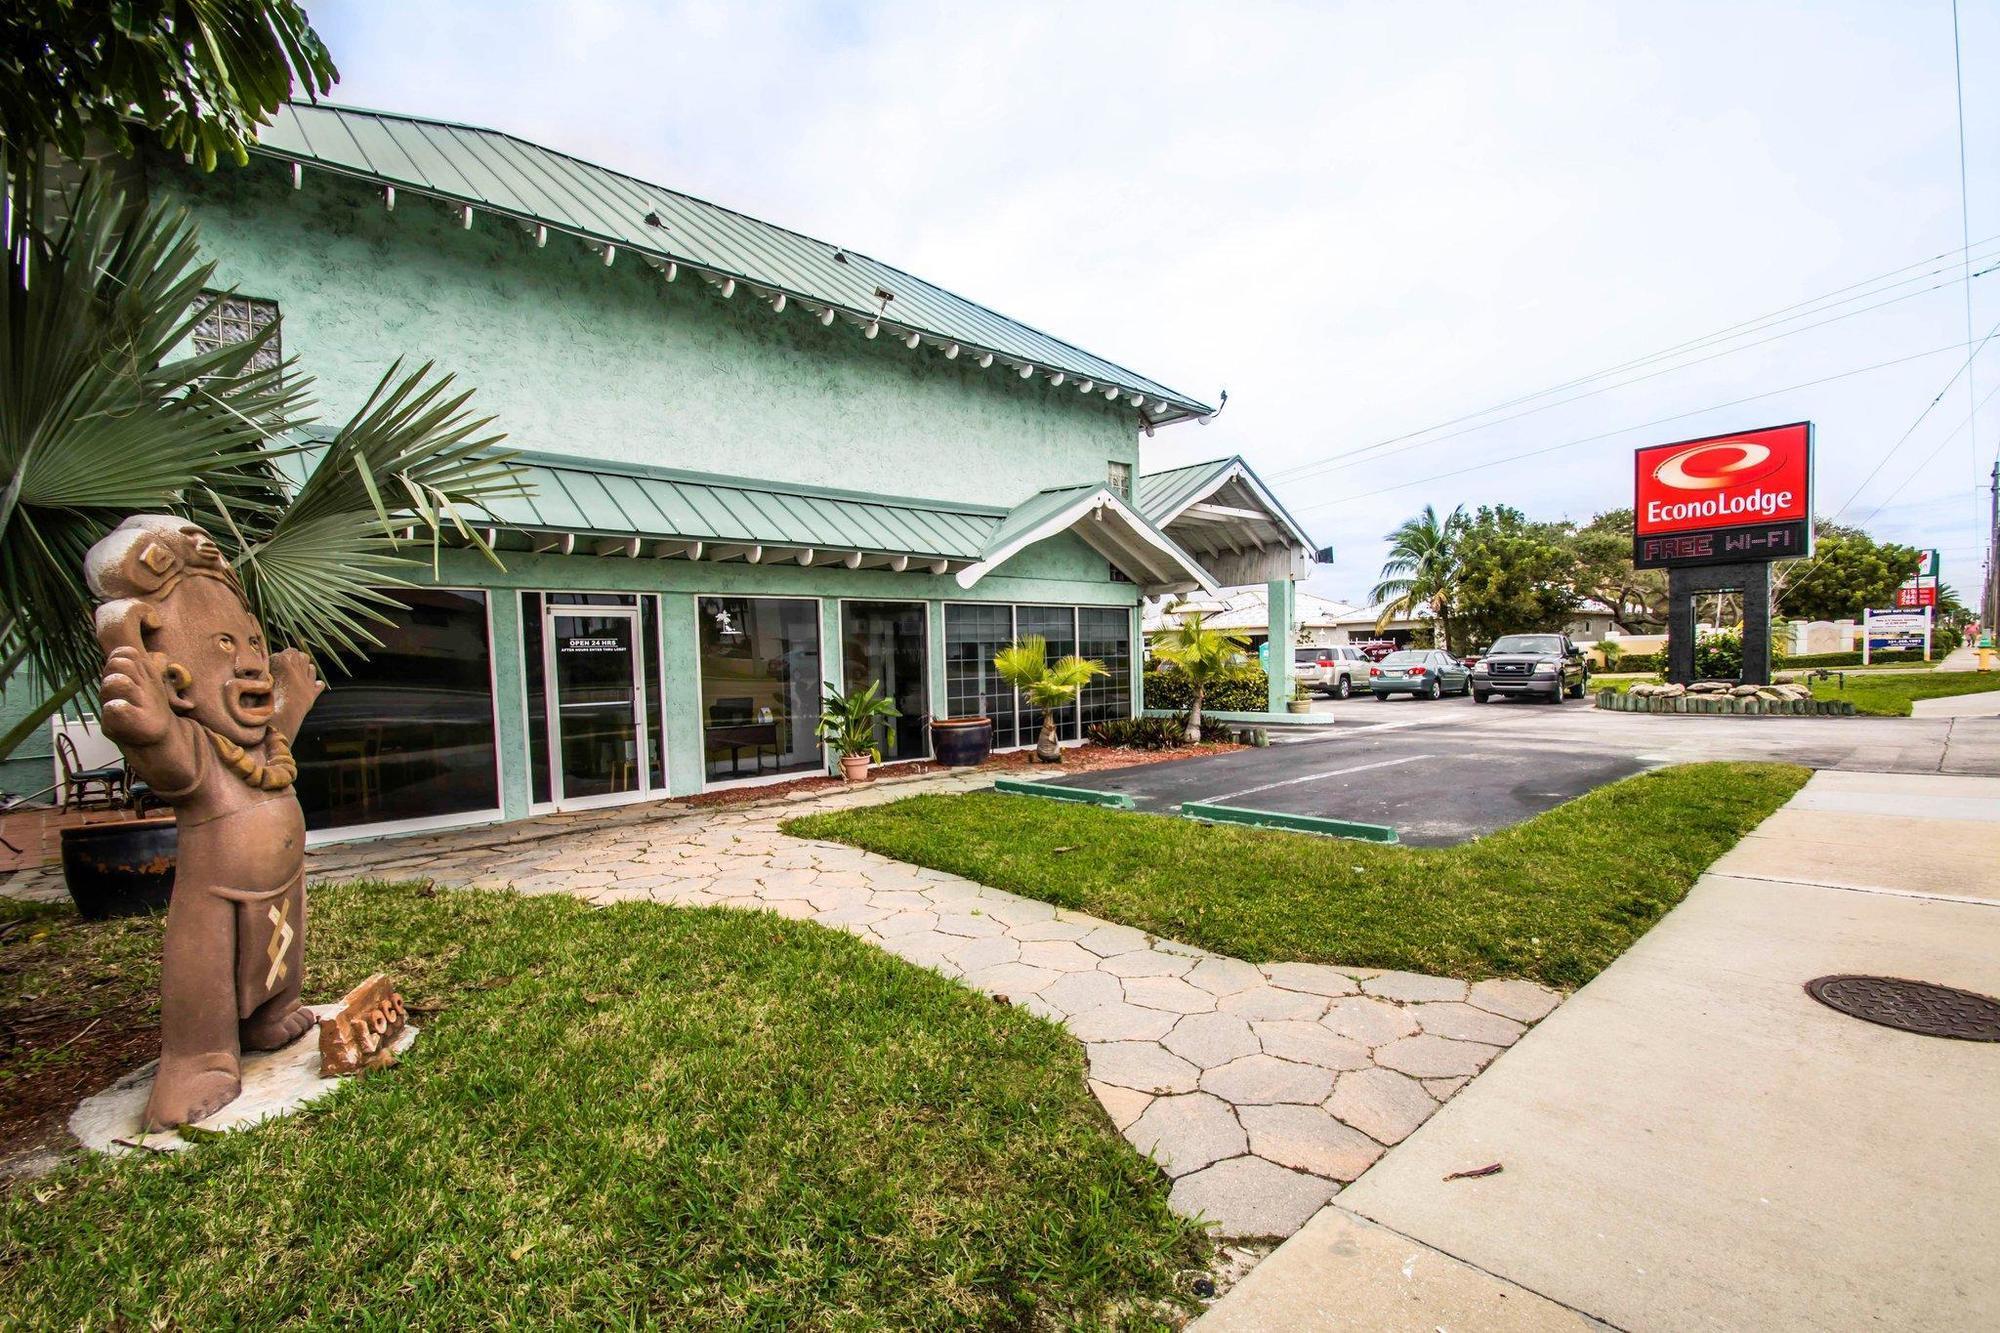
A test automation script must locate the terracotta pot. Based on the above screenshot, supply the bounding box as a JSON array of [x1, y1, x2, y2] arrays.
[[60, 816, 177, 920], [839, 753, 872, 782], [929, 716, 993, 767]]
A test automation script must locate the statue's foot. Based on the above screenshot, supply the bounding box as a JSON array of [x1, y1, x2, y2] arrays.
[[143, 1065, 241, 1132], [240, 1002, 316, 1051]]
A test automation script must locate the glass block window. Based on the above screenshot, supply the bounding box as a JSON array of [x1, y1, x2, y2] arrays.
[[1079, 607, 1134, 728], [1106, 459, 1133, 499], [944, 604, 1016, 749], [191, 292, 281, 372]]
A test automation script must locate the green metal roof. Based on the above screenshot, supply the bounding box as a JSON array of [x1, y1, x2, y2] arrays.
[[250, 102, 1215, 423], [469, 450, 1004, 558], [1137, 454, 1319, 554]]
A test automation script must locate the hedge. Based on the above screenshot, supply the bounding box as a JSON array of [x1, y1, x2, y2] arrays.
[[1143, 668, 1270, 712]]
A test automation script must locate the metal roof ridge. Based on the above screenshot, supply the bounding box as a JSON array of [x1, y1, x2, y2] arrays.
[[268, 101, 1215, 415], [502, 446, 1014, 516], [1139, 454, 1242, 479]]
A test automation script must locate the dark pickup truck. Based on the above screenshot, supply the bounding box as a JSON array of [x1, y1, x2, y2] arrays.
[[1471, 632, 1590, 704]]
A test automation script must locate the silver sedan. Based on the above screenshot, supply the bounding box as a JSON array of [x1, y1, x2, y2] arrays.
[[1368, 649, 1472, 700]]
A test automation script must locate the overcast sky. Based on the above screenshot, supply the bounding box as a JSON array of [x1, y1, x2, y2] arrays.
[[308, 0, 1997, 605]]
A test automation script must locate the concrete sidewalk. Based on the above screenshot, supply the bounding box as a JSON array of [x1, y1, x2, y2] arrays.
[[1199, 769, 2000, 1331]]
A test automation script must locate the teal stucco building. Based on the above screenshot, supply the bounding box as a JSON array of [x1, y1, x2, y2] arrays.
[[4, 103, 1317, 838]]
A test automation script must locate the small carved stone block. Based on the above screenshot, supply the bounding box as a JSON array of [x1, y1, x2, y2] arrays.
[[317, 973, 408, 1077]]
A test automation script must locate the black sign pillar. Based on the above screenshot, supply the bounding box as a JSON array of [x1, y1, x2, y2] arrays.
[[1665, 561, 1771, 685]]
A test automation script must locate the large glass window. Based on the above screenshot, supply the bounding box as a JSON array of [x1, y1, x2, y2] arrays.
[[1079, 607, 1134, 728], [294, 589, 498, 830], [842, 601, 929, 762], [698, 597, 822, 782], [1016, 605, 1080, 742], [945, 604, 1017, 749]]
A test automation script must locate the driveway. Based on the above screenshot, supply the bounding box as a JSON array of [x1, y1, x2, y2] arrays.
[[1056, 693, 2000, 843]]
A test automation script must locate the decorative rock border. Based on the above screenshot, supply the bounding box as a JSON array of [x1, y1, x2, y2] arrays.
[[1597, 690, 1854, 716]]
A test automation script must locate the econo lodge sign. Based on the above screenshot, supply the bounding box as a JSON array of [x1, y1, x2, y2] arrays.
[[1632, 422, 1812, 569]]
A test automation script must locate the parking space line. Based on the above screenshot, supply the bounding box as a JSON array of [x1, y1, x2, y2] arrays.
[[1201, 753, 1433, 805]]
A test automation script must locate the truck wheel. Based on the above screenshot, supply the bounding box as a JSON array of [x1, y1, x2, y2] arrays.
[[1549, 683, 1565, 704], [1473, 690, 1491, 704], [1568, 676, 1587, 699], [1335, 676, 1351, 700]]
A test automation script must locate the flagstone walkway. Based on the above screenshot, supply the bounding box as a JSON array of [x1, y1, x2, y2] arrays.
[[55, 772, 1562, 1239]]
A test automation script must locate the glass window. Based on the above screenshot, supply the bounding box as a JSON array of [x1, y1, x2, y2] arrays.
[[190, 292, 281, 373], [1016, 606, 1079, 742], [1079, 607, 1133, 729], [944, 604, 1016, 749], [697, 597, 822, 782], [294, 589, 498, 830], [643, 597, 664, 789], [522, 593, 550, 805], [842, 602, 929, 761]]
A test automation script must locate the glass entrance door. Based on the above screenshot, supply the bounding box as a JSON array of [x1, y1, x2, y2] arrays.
[[544, 606, 645, 806]]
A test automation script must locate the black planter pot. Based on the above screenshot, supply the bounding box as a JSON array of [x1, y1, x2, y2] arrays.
[[929, 716, 993, 767], [60, 817, 177, 920]]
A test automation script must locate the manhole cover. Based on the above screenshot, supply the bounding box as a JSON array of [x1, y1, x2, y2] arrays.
[[1804, 975, 2000, 1041]]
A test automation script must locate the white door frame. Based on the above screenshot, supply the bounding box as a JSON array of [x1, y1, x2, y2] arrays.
[[541, 601, 650, 810]]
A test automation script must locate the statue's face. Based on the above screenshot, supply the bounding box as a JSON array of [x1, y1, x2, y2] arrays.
[[154, 578, 276, 746]]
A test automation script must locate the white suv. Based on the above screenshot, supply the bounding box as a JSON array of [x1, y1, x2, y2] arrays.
[[1295, 645, 1372, 700]]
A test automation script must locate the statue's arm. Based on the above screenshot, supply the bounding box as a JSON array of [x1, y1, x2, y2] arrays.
[[268, 648, 325, 745]]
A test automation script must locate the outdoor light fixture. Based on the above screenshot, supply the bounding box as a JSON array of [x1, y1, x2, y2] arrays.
[[601, 244, 616, 266], [664, 260, 677, 281], [459, 205, 473, 229], [865, 319, 880, 338], [383, 185, 396, 211], [945, 342, 960, 359], [770, 292, 787, 312], [978, 352, 993, 368], [1050, 371, 1065, 386], [1019, 363, 1035, 378], [1104, 384, 1120, 399], [720, 277, 735, 297], [290, 162, 302, 189], [819, 306, 835, 326], [905, 331, 921, 349], [1129, 393, 1144, 406], [1078, 379, 1094, 394]]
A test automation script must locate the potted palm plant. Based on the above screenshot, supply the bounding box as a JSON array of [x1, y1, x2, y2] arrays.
[[993, 636, 1107, 763], [817, 682, 900, 781]]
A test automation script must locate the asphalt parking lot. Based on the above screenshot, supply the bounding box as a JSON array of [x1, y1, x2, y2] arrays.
[[1053, 689, 2000, 845]]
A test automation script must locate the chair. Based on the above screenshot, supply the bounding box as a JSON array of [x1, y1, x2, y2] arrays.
[[55, 733, 125, 810]]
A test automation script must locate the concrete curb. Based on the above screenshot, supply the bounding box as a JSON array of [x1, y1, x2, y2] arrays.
[[1179, 800, 1400, 842], [990, 777, 1136, 809]]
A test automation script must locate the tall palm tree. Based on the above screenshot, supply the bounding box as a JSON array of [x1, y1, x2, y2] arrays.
[[0, 176, 523, 761], [1149, 611, 1252, 743], [994, 636, 1107, 763], [1369, 504, 1467, 650]]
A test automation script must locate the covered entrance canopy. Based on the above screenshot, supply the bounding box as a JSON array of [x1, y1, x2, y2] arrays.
[[1138, 455, 1319, 586]]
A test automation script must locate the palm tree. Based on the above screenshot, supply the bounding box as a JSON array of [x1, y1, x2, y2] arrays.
[[0, 176, 523, 760], [1370, 504, 1467, 650], [994, 636, 1107, 763], [1149, 611, 1252, 743]]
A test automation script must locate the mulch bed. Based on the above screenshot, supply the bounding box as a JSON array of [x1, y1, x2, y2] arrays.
[[681, 741, 1243, 808]]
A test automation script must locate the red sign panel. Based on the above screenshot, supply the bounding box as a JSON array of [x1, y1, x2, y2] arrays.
[[1633, 422, 1812, 569], [1895, 584, 1937, 608]]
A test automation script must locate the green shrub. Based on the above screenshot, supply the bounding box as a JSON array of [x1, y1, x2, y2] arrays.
[[1695, 630, 1742, 679], [1774, 649, 1925, 668], [1143, 668, 1269, 712], [1088, 716, 1188, 749]]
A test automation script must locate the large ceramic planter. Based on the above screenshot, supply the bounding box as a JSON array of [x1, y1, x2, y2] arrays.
[[929, 717, 993, 767], [61, 817, 176, 920], [838, 753, 872, 783]]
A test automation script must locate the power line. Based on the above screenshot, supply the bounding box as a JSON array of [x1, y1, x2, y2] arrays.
[[1951, 0, 1980, 478], [1281, 263, 1998, 484], [1270, 232, 2000, 482], [1291, 340, 1974, 514]]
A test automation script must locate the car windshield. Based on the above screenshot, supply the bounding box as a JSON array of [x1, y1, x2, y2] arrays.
[[1381, 651, 1426, 665], [1489, 635, 1562, 654]]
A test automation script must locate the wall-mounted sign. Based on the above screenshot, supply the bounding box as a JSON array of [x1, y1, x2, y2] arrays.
[[1633, 422, 1813, 569], [561, 636, 627, 653], [1894, 584, 1937, 609]]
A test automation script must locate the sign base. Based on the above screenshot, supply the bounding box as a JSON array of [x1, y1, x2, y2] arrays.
[[1665, 562, 1773, 686]]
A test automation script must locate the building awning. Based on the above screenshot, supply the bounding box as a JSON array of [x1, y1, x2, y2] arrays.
[[290, 443, 1215, 588], [955, 485, 1219, 597], [1137, 455, 1321, 584]]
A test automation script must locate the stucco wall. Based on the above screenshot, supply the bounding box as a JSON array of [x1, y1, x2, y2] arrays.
[[156, 156, 1142, 510]]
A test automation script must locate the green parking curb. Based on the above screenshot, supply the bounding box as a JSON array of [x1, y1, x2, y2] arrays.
[[992, 777, 1136, 809], [1178, 801, 1400, 843]]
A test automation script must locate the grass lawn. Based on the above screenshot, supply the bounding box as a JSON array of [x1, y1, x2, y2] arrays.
[[1808, 671, 2000, 716], [0, 885, 1206, 1329], [786, 763, 1809, 990]]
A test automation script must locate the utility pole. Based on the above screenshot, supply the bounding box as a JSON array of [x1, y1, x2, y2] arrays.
[[1985, 461, 1999, 632]]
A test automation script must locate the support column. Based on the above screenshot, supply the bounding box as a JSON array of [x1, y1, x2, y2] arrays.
[[928, 600, 949, 721], [487, 589, 532, 821], [660, 593, 705, 795], [1130, 604, 1145, 717], [819, 598, 843, 774], [1266, 576, 1297, 713]]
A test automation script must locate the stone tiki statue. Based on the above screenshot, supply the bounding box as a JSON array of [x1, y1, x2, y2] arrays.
[[86, 516, 325, 1130]]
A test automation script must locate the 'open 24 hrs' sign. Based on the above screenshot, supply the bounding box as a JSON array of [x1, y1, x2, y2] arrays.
[[1632, 422, 1813, 569]]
